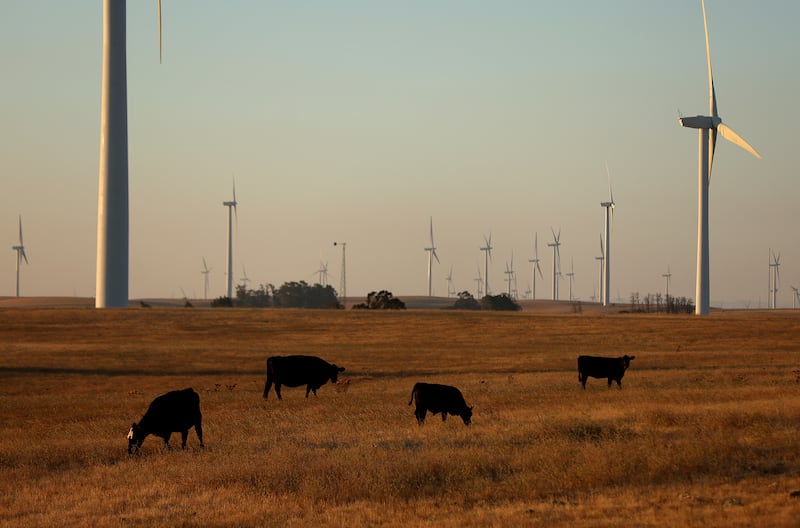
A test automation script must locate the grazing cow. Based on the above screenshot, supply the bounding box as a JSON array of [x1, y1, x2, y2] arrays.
[[263, 355, 345, 400], [577, 355, 636, 390], [408, 382, 473, 425], [127, 388, 204, 454]]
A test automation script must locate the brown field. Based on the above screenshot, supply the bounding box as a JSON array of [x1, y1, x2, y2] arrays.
[[1, 305, 799, 527]]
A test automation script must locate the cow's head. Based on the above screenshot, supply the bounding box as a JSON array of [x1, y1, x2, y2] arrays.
[[329, 364, 346, 384], [621, 355, 636, 369], [460, 406, 473, 426], [127, 422, 144, 454]]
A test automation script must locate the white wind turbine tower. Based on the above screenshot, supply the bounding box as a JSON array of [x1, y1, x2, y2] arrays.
[[566, 257, 575, 302], [223, 181, 238, 299], [11, 215, 28, 297], [678, 0, 761, 315], [480, 234, 493, 297], [201, 257, 212, 300], [547, 228, 561, 301], [600, 163, 615, 307], [662, 266, 672, 298], [96, 1, 164, 308], [595, 235, 604, 304], [424, 217, 440, 296], [769, 249, 780, 309], [528, 233, 543, 301], [791, 286, 799, 310], [317, 260, 329, 286]]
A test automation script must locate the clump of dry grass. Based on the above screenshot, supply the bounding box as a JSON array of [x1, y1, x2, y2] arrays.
[[1, 308, 799, 526]]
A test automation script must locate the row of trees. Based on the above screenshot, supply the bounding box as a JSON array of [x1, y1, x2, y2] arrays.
[[212, 281, 340, 309], [627, 292, 695, 314]]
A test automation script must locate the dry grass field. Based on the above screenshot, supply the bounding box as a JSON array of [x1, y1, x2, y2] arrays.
[[1, 306, 799, 527]]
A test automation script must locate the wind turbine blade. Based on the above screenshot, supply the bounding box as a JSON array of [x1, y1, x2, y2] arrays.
[[717, 123, 762, 159], [702, 0, 718, 118], [433, 249, 440, 264], [536, 261, 543, 279], [429, 217, 435, 246], [18, 215, 23, 245], [21, 249, 28, 265], [599, 234, 604, 254], [158, 0, 163, 64]]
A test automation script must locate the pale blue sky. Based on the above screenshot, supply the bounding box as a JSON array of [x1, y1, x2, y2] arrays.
[[2, 1, 798, 307]]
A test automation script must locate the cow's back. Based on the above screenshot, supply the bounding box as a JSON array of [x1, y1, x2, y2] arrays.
[[268, 355, 331, 386], [143, 388, 201, 429]]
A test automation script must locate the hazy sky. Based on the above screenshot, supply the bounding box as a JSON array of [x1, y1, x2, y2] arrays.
[[2, 1, 798, 307]]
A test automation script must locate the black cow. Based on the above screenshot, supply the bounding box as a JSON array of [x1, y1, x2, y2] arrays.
[[127, 388, 204, 454], [408, 382, 473, 425], [263, 355, 345, 400], [577, 355, 636, 390]]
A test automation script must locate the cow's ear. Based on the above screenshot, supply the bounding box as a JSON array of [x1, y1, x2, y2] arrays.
[[629, 356, 636, 360], [338, 366, 345, 372]]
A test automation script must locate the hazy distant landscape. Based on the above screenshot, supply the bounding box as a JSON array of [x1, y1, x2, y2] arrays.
[[1, 307, 798, 526]]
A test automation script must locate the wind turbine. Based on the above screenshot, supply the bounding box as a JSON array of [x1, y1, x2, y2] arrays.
[[791, 286, 799, 310], [480, 234, 493, 297], [528, 233, 543, 301], [240, 264, 251, 289], [201, 257, 212, 300], [678, 0, 761, 315], [662, 266, 672, 298], [566, 257, 575, 302], [334, 241, 346, 306], [769, 249, 780, 309], [595, 235, 604, 304], [445, 266, 456, 297], [96, 1, 164, 308], [504, 254, 515, 297], [424, 217, 440, 296], [223, 181, 238, 299], [316, 260, 329, 286], [11, 215, 28, 297], [474, 265, 483, 298], [547, 228, 561, 301], [600, 162, 615, 307]]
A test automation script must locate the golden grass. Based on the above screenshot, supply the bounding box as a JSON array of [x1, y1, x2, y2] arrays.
[[1, 308, 799, 527]]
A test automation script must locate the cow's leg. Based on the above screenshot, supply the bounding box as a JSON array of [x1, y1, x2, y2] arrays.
[[163, 432, 172, 448], [441, 412, 447, 422], [180, 430, 189, 449], [263, 376, 273, 399], [415, 406, 426, 425], [615, 379, 622, 389], [580, 373, 587, 390], [275, 383, 282, 400], [195, 421, 204, 447], [607, 378, 613, 389]]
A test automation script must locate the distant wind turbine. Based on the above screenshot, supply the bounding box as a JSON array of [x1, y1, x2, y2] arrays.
[[11, 215, 28, 297], [201, 257, 212, 300], [504, 254, 515, 297], [424, 217, 440, 296], [662, 266, 672, 298], [474, 265, 483, 298], [595, 235, 604, 304], [445, 266, 455, 297], [769, 249, 780, 309], [600, 162, 615, 307], [223, 181, 238, 299], [240, 264, 251, 289], [566, 257, 575, 302], [547, 228, 561, 301], [316, 260, 329, 286], [480, 234, 493, 297], [528, 233, 543, 301], [96, 0, 164, 308], [791, 286, 799, 310], [334, 241, 346, 305], [678, 0, 761, 315]]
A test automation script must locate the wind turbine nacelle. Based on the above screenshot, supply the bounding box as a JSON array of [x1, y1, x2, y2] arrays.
[[678, 115, 720, 129]]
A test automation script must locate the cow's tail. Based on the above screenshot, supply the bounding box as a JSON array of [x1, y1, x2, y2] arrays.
[[408, 384, 418, 406]]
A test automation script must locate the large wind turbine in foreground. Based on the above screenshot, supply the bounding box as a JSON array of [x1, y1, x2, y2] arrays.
[[12, 215, 28, 297], [424, 217, 440, 296], [678, 0, 761, 315], [96, 1, 164, 308], [223, 182, 238, 299]]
